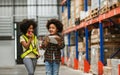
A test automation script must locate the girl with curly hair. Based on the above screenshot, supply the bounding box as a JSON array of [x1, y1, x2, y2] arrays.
[[20, 19, 40, 75], [41, 19, 65, 75]]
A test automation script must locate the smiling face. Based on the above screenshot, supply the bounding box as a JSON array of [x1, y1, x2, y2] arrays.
[[48, 24, 58, 35], [27, 25, 34, 34]]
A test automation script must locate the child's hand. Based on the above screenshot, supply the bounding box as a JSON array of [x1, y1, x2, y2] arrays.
[[44, 36, 50, 47], [36, 54, 40, 59], [26, 32, 34, 39], [55, 36, 62, 45]]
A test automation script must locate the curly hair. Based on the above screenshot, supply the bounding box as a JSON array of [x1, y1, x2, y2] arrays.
[[20, 19, 37, 34], [46, 19, 63, 33]]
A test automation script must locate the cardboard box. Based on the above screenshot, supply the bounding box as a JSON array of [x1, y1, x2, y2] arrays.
[[103, 66, 112, 75]]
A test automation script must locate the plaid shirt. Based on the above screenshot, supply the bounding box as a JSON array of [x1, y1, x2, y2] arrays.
[[42, 34, 65, 63]]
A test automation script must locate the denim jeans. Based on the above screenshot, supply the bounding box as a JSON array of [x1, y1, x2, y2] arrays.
[[45, 61, 60, 75], [23, 58, 37, 75]]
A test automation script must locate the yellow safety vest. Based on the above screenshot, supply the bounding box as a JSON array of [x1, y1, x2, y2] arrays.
[[21, 35, 39, 58]]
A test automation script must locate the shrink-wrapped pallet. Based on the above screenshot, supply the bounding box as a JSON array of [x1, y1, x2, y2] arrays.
[[111, 59, 120, 75], [91, 0, 99, 10], [90, 45, 100, 75], [78, 52, 86, 72], [78, 42, 86, 52], [67, 46, 76, 68]]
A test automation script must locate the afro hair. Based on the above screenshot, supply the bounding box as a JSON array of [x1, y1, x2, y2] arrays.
[[46, 19, 63, 33], [20, 19, 37, 34]]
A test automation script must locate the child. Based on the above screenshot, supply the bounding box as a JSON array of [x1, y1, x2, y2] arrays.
[[41, 19, 65, 75], [20, 19, 40, 75]]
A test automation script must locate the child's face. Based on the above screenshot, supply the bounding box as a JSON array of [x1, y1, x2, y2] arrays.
[[49, 24, 58, 35], [27, 25, 34, 34]]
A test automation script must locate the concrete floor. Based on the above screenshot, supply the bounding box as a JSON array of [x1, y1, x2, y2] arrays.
[[0, 65, 93, 75]]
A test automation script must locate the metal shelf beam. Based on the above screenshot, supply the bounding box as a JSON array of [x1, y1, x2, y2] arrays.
[[63, 7, 120, 34]]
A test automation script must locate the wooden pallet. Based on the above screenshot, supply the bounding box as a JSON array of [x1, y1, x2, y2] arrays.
[[85, 15, 91, 21], [90, 11, 99, 18], [80, 18, 85, 22], [89, 70, 98, 75], [100, 6, 110, 14], [91, 8, 99, 14], [90, 8, 99, 18], [109, 2, 120, 10]]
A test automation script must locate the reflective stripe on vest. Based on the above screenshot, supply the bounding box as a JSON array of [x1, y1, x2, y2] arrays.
[[21, 35, 39, 58]]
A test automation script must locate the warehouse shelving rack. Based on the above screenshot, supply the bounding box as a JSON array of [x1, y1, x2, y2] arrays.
[[61, 0, 120, 75], [63, 7, 120, 34]]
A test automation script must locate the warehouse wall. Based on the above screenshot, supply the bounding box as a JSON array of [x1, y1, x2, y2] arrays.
[[0, 0, 15, 67], [0, 40, 15, 67]]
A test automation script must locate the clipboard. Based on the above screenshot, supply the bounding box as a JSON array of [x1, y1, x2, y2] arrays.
[[48, 36, 58, 44]]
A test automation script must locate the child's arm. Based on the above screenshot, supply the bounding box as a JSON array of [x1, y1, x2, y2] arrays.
[[40, 36, 50, 50], [55, 36, 65, 49]]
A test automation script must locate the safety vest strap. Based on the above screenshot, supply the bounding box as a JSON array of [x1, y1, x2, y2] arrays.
[[32, 48, 39, 55], [22, 35, 36, 49], [21, 49, 32, 58], [21, 35, 39, 58], [21, 48, 38, 58]]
